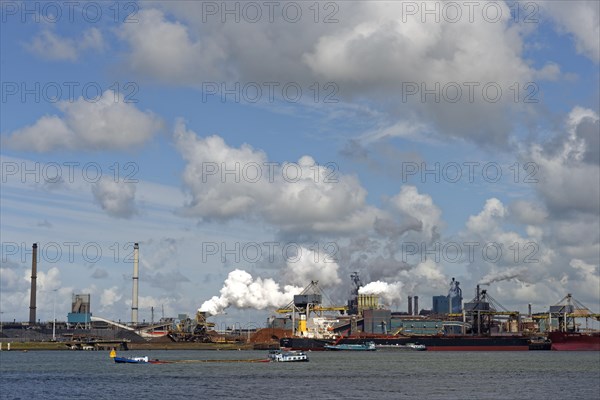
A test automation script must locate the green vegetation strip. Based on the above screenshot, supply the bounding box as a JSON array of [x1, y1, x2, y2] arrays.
[[1, 342, 67, 351]]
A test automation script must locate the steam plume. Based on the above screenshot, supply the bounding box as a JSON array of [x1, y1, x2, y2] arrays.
[[199, 269, 302, 316], [478, 269, 523, 285], [358, 280, 403, 306]]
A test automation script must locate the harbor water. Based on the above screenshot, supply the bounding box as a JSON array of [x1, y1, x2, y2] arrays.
[[1, 350, 599, 399]]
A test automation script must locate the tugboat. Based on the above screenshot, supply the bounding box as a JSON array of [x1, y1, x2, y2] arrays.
[[267, 350, 309, 362]]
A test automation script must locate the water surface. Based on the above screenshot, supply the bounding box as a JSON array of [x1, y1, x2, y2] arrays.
[[1, 350, 599, 399]]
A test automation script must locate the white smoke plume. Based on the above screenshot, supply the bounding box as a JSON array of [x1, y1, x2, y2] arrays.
[[199, 269, 302, 316], [478, 269, 523, 286], [358, 280, 403, 307]]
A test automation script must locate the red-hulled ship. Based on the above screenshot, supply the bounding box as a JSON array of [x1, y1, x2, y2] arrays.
[[544, 294, 600, 351], [547, 332, 600, 351]]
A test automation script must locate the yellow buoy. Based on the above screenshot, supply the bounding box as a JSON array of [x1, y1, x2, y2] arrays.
[[109, 349, 116, 358]]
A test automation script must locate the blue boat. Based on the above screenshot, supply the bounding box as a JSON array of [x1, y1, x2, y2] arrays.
[[113, 356, 149, 364], [324, 341, 376, 351]]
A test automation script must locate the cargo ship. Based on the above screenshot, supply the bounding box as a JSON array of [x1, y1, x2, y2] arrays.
[[280, 337, 333, 351], [541, 294, 600, 350], [547, 332, 600, 351], [336, 334, 531, 351], [281, 334, 531, 351]]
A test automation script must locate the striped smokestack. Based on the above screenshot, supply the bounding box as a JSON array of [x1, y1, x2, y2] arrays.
[[131, 243, 139, 325], [29, 243, 38, 324]]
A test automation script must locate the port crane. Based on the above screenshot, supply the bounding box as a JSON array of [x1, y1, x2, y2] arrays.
[[531, 294, 600, 333], [276, 280, 348, 337], [461, 285, 521, 335]]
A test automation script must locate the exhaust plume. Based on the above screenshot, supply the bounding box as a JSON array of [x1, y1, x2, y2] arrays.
[[199, 269, 302, 316], [478, 269, 523, 285], [358, 280, 403, 306]]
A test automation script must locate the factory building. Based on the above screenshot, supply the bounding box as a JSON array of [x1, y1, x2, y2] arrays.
[[432, 277, 463, 314], [67, 294, 92, 328], [432, 295, 462, 314], [362, 309, 391, 334]]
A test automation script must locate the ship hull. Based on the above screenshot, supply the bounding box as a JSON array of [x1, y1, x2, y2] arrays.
[[337, 336, 530, 351], [425, 345, 527, 351], [548, 332, 600, 351], [281, 335, 531, 351], [280, 337, 334, 351]]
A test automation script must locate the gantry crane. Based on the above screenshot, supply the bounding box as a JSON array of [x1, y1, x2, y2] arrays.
[[532, 294, 600, 333]]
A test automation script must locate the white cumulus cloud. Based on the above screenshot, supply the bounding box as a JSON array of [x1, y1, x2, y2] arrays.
[[284, 247, 341, 287], [4, 90, 163, 152], [542, 1, 600, 63], [27, 27, 106, 61], [91, 178, 138, 219], [390, 185, 442, 241], [174, 120, 382, 235]]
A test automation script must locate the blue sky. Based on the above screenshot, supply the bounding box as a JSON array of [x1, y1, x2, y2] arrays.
[[1, 1, 599, 327]]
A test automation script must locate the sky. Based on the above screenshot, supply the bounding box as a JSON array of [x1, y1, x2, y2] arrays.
[[0, 0, 599, 329]]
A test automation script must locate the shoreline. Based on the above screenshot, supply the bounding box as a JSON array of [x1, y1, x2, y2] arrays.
[[0, 341, 258, 351]]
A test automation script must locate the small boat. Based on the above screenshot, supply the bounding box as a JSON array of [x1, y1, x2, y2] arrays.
[[114, 356, 149, 364], [376, 343, 426, 351], [267, 350, 309, 362], [325, 341, 376, 351]]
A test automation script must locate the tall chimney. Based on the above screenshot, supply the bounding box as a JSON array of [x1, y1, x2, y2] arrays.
[[528, 303, 532, 318], [131, 243, 139, 325], [408, 296, 413, 315], [414, 296, 419, 316], [29, 243, 38, 324]]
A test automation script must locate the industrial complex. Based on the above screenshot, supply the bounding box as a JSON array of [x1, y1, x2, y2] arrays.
[[1, 243, 599, 351]]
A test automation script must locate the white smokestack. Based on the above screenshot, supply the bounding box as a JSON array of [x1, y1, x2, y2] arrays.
[[132, 242, 139, 325]]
